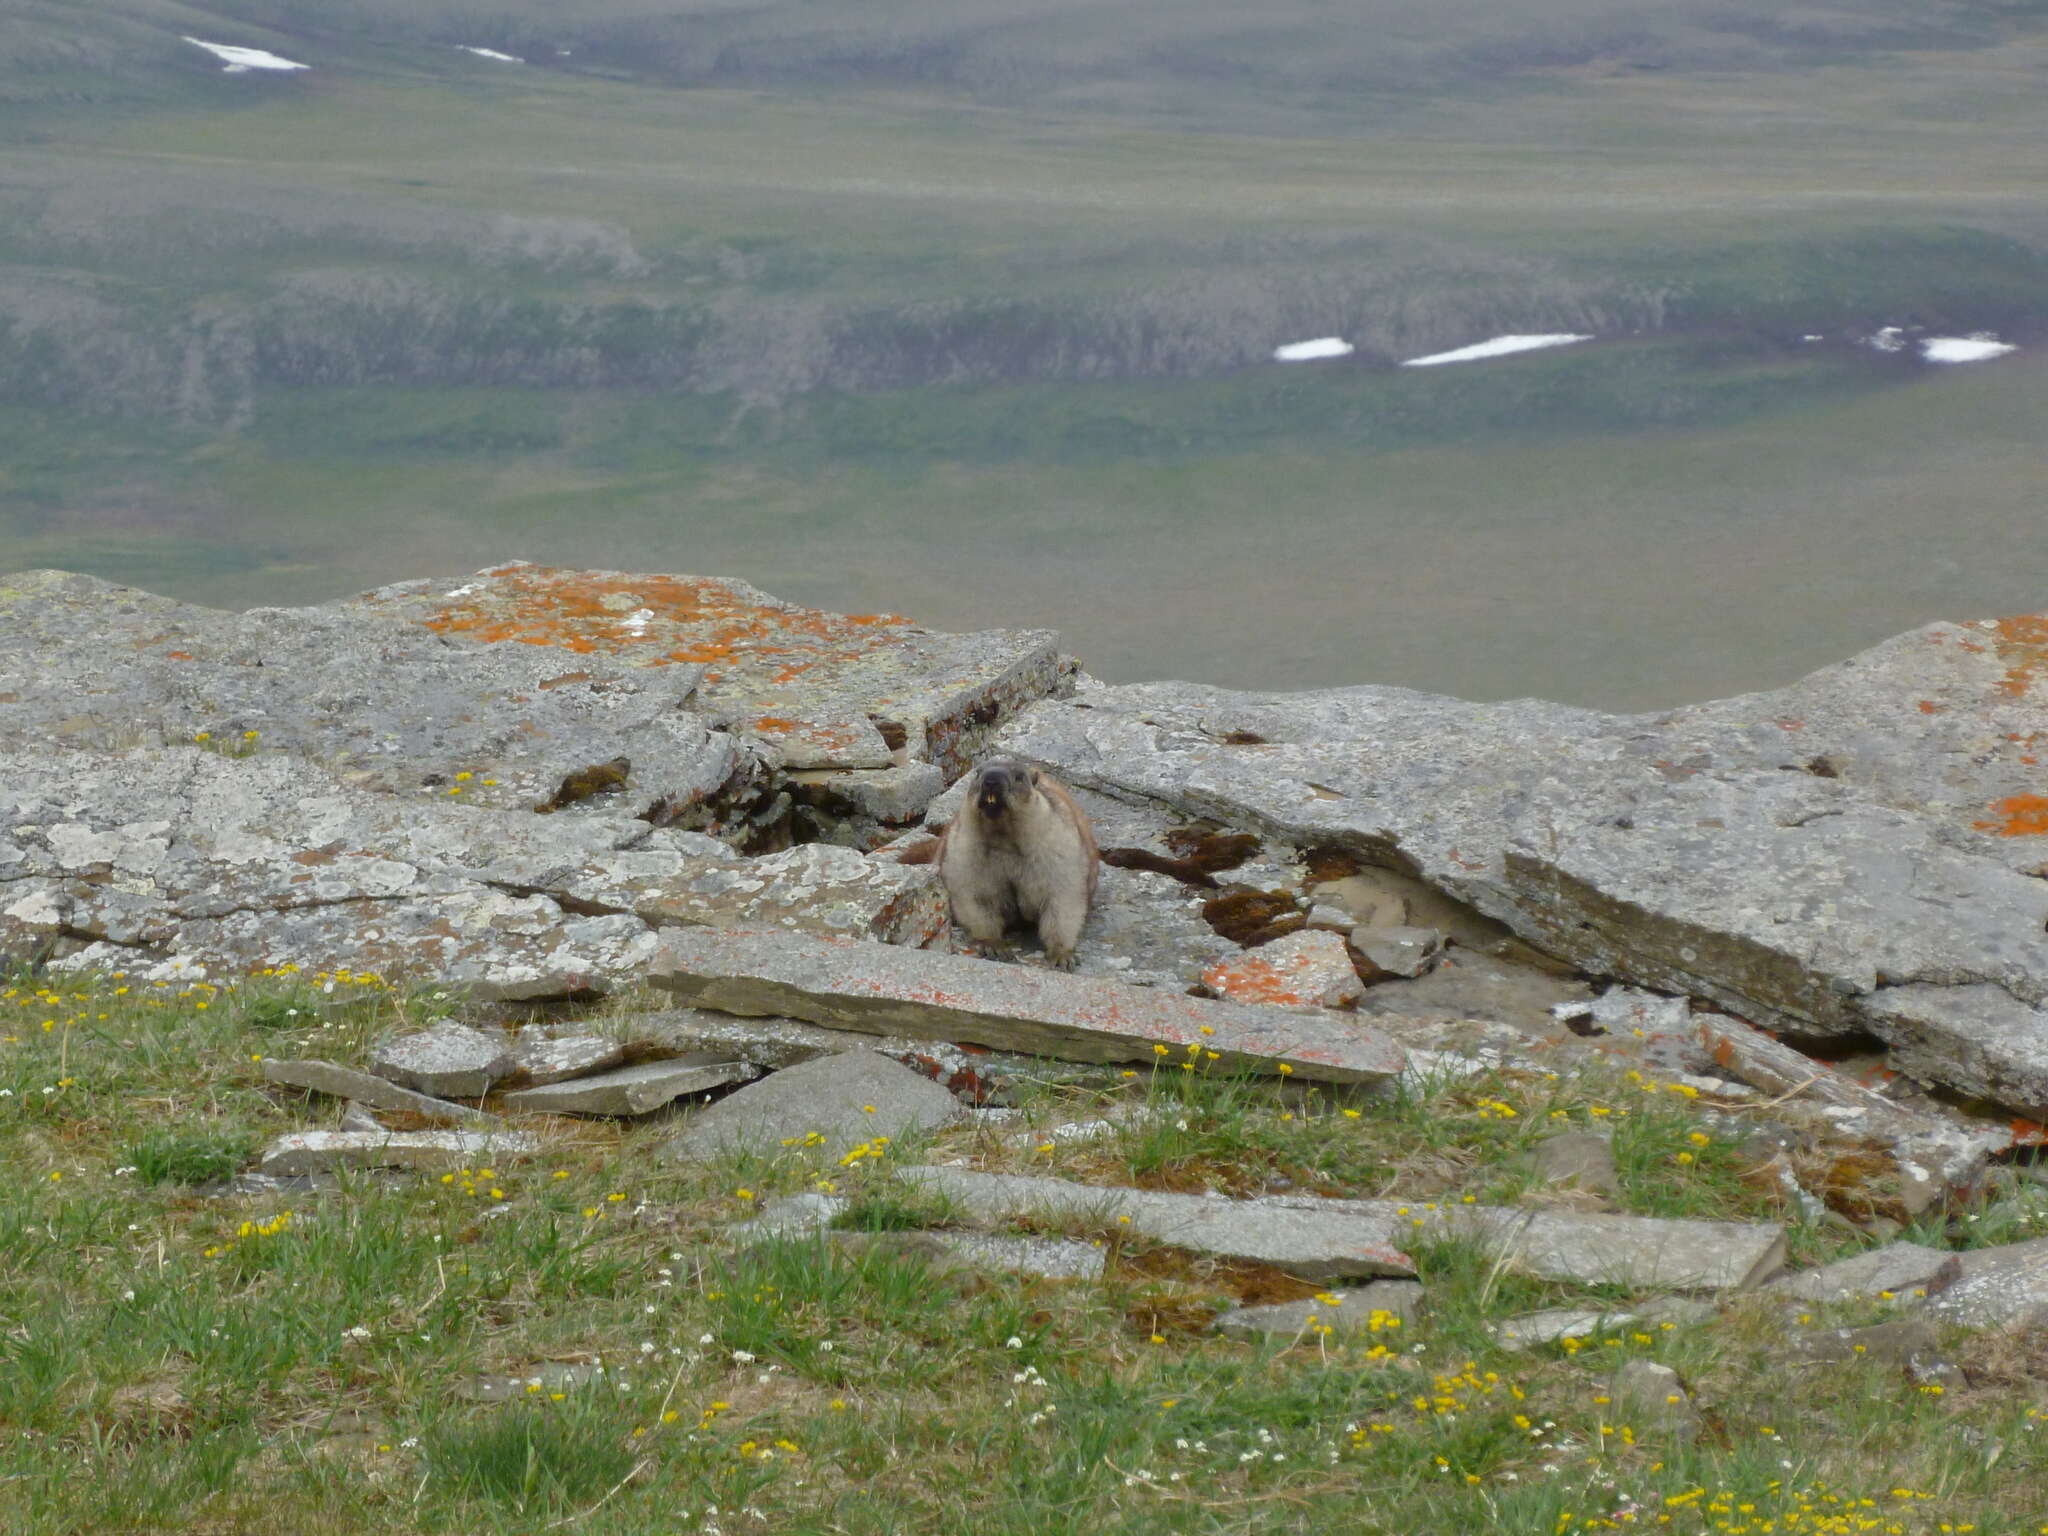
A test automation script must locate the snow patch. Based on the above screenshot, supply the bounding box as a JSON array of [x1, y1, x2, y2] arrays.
[[1867, 326, 1910, 354], [183, 37, 309, 74], [457, 46, 525, 64], [1401, 334, 1591, 368], [1922, 334, 2016, 365], [1272, 337, 1354, 363]]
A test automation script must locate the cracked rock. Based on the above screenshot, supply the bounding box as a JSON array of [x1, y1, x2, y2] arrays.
[[502, 1055, 755, 1117], [651, 927, 1404, 1084], [370, 1023, 515, 1099]]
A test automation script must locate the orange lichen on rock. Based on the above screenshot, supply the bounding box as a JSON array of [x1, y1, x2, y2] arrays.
[[1992, 615, 2048, 699], [1973, 793, 2048, 837], [1202, 953, 1312, 1007], [408, 566, 913, 673]]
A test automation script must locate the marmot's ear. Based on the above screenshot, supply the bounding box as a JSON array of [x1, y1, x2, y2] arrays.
[[1029, 769, 1042, 787]]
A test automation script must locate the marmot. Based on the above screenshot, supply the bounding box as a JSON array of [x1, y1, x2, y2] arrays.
[[937, 756, 1099, 969]]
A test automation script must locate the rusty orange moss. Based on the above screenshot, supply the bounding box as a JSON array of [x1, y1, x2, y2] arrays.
[[1993, 614, 2048, 699], [1202, 953, 1315, 1007], [406, 567, 912, 673], [1974, 793, 2048, 837]]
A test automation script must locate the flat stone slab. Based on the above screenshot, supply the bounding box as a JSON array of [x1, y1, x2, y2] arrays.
[[259, 1129, 538, 1176], [1215, 1280, 1423, 1340], [1862, 984, 2048, 1124], [1262, 1193, 1786, 1292], [349, 563, 1072, 775], [898, 1168, 1418, 1282], [371, 1024, 515, 1099], [262, 1058, 497, 1125], [1501, 774, 2048, 1045], [1431, 1205, 1785, 1292], [1919, 1236, 2048, 1328], [649, 927, 1406, 1084], [1202, 929, 1363, 1009], [540, 842, 947, 947], [659, 1048, 960, 1161], [635, 1007, 902, 1071], [3, 746, 698, 998], [831, 1229, 1106, 1282], [908, 1171, 1782, 1291], [1776, 1241, 1954, 1304], [502, 1055, 754, 1117], [507, 1033, 629, 1087]]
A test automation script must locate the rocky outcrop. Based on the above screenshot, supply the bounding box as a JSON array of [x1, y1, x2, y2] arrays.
[[1000, 616, 2048, 1120], [6, 559, 2048, 1134], [0, 562, 1033, 991]]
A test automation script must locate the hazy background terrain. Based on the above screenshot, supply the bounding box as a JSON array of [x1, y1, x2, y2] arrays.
[[3, 1, 2045, 706]]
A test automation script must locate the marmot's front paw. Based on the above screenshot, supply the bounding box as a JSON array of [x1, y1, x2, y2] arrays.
[[1044, 950, 1078, 972]]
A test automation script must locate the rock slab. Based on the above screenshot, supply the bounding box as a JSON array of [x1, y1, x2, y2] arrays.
[[351, 562, 1072, 776], [1263, 1192, 1786, 1292], [660, 1048, 959, 1161], [262, 1058, 497, 1125], [831, 1229, 1106, 1282], [1919, 1235, 2048, 1328], [899, 1168, 1418, 1282], [1775, 1241, 1953, 1304], [508, 1033, 630, 1087], [649, 927, 1406, 1084], [370, 1024, 515, 1098], [1201, 929, 1364, 1009], [503, 1055, 755, 1117], [259, 1129, 538, 1176]]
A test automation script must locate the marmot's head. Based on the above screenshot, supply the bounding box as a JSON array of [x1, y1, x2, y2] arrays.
[[968, 756, 1036, 821]]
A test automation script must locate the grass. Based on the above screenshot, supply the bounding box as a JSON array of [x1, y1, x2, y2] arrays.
[[5, 966, 2048, 1532]]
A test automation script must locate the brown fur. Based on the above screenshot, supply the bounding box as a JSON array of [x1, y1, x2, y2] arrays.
[[937, 757, 1099, 968]]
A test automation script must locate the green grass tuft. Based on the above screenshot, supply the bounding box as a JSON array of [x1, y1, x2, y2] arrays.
[[423, 1403, 640, 1512], [125, 1126, 254, 1186]]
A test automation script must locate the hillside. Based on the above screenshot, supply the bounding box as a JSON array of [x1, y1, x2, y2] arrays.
[[2, 2, 2045, 703]]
